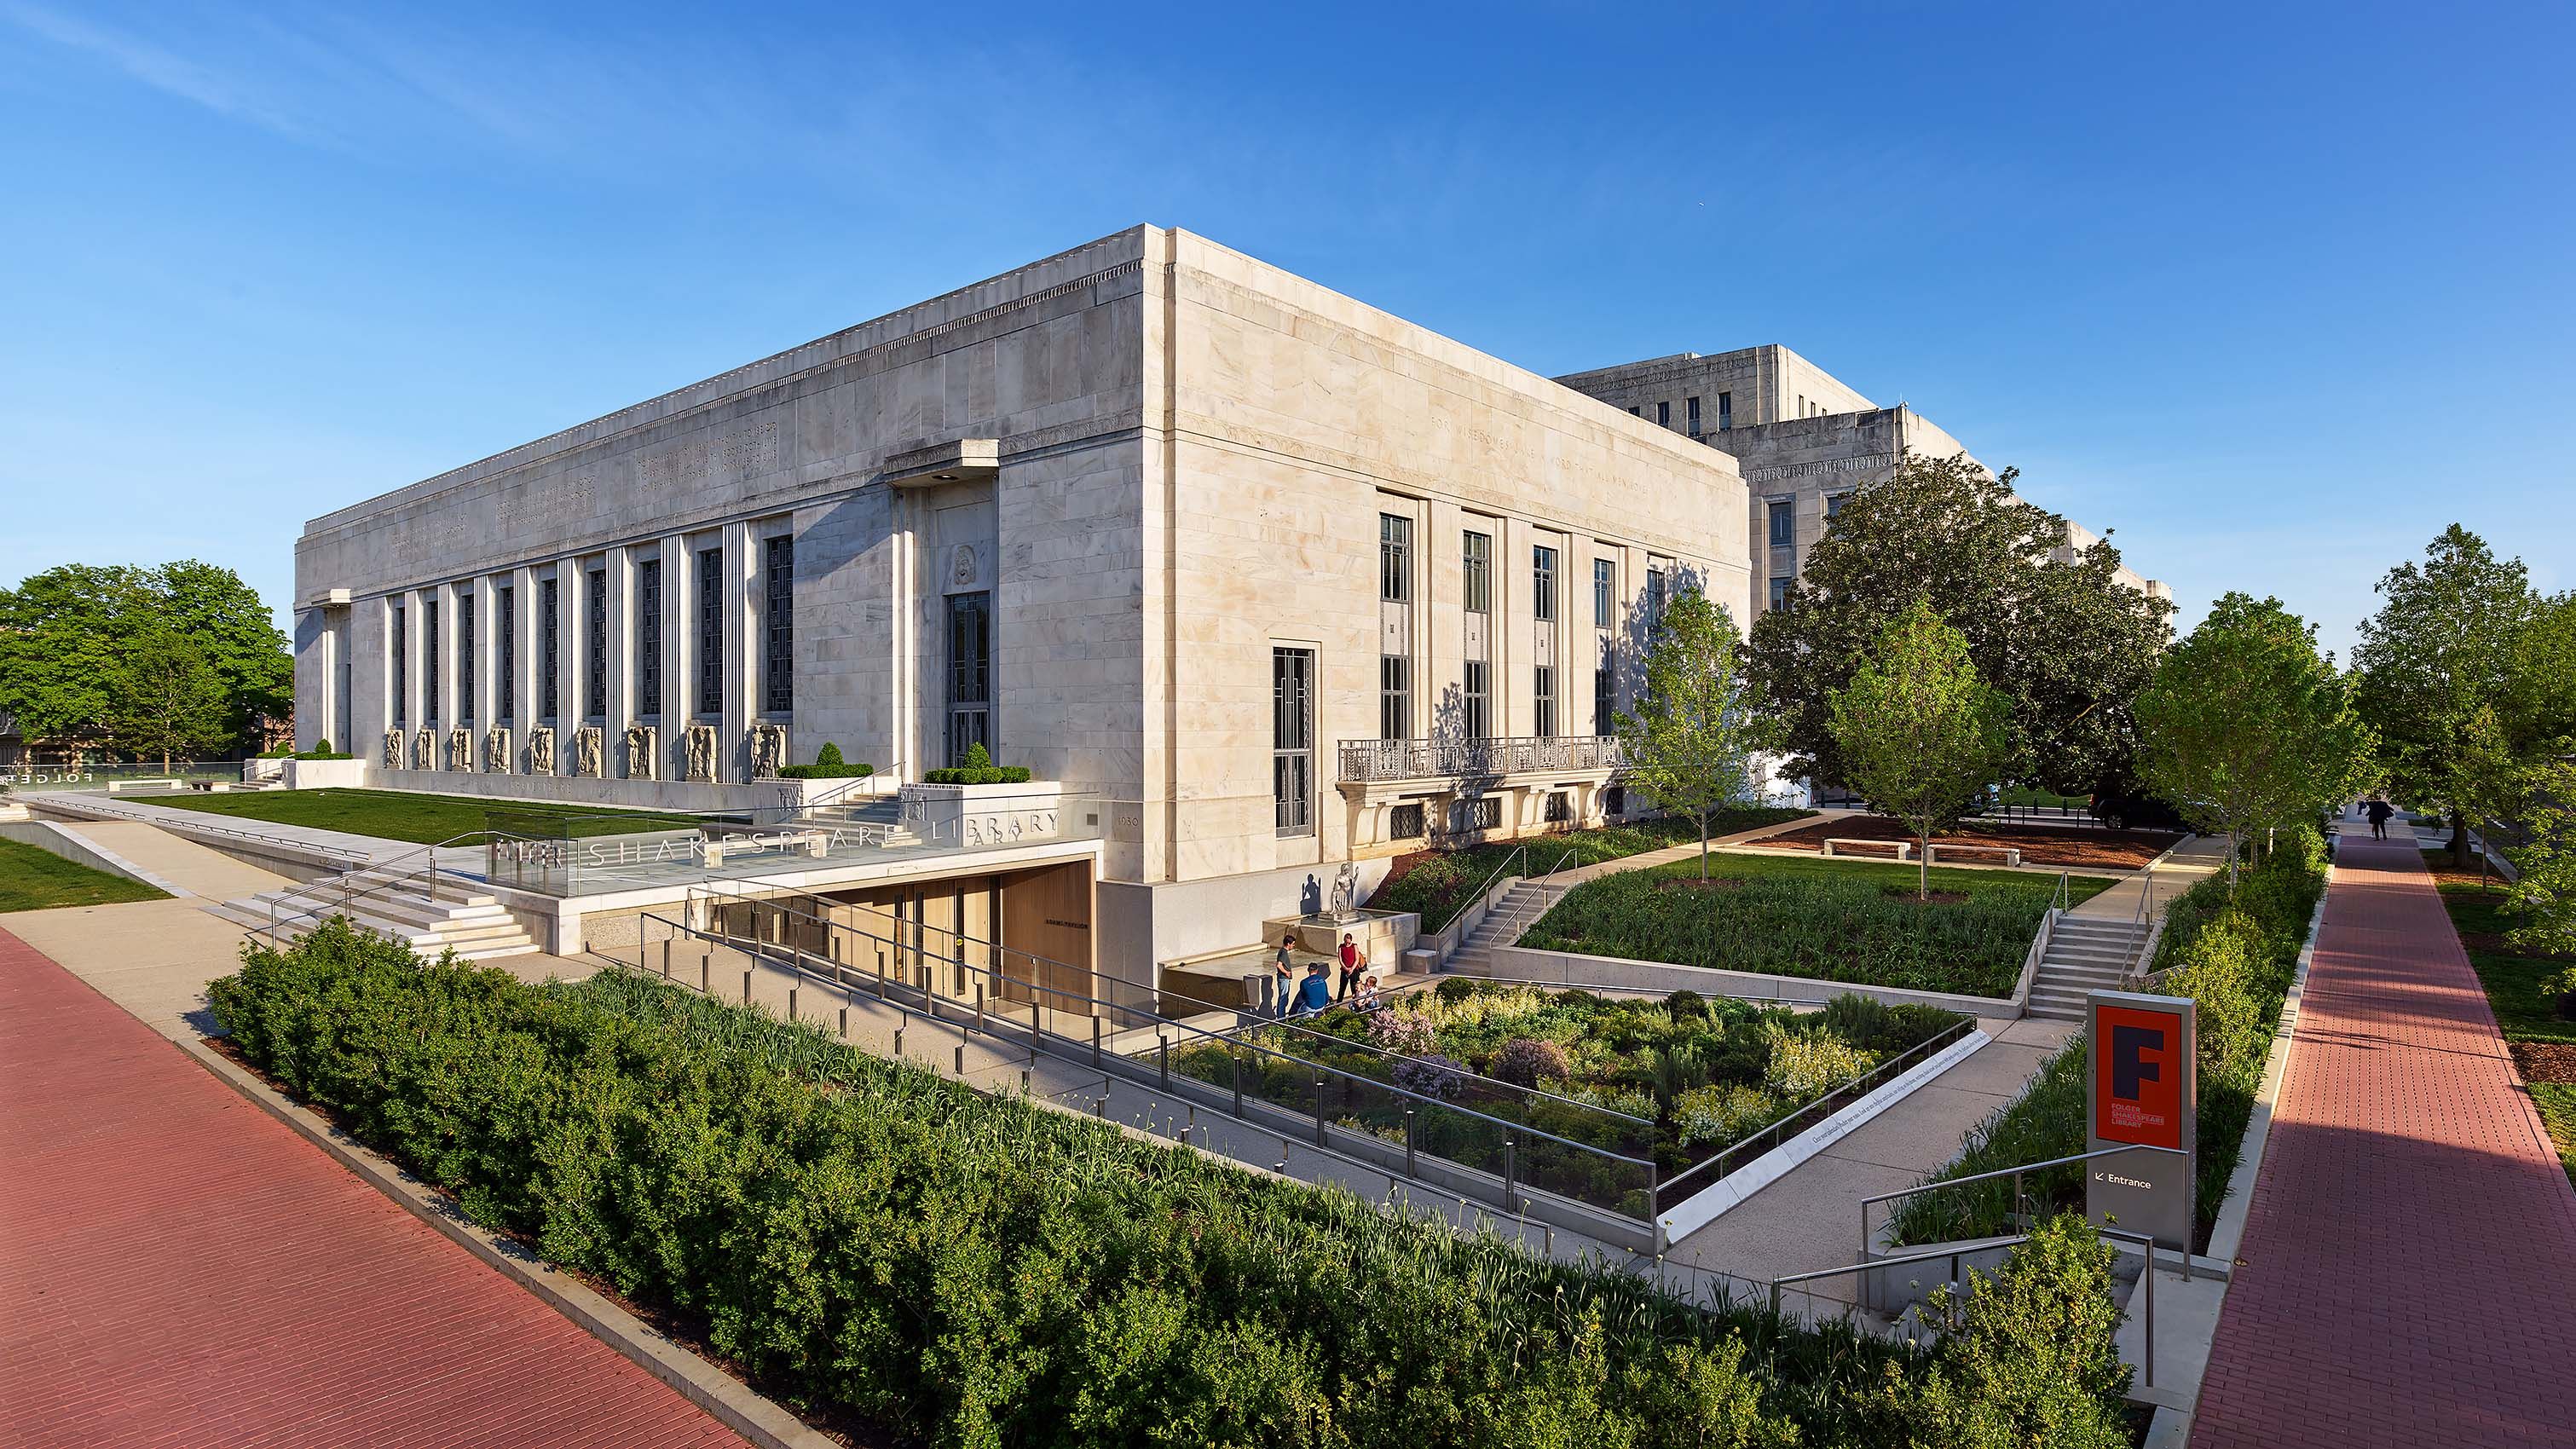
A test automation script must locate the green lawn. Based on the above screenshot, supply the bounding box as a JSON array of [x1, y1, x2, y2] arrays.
[[2533, 1084, 2576, 1186], [1366, 807, 1815, 932], [1520, 852, 2114, 998], [147, 788, 701, 846], [0, 837, 168, 912]]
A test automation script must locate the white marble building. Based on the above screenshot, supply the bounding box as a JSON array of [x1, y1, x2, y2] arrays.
[[292, 226, 1751, 969], [1554, 345, 2168, 619]]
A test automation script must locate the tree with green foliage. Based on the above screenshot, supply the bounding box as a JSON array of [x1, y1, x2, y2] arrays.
[[1828, 601, 2011, 899], [1744, 452, 2173, 801], [1614, 586, 1760, 879], [108, 626, 231, 769], [0, 560, 289, 759], [2134, 593, 2377, 890], [2504, 751, 2576, 960], [2352, 526, 2538, 864]]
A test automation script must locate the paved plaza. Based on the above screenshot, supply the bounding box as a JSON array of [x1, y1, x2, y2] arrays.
[[0, 927, 743, 1449], [2192, 825, 2576, 1446]]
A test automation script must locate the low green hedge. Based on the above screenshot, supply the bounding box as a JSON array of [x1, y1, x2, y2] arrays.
[[1892, 828, 2328, 1249], [257, 742, 354, 760], [777, 741, 875, 779], [210, 921, 2134, 1447], [921, 741, 1032, 786]]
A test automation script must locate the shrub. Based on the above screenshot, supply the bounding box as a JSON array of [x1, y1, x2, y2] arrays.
[[1391, 1051, 1468, 1100], [1365, 1010, 1437, 1056], [1490, 1036, 1572, 1088], [1672, 1082, 1777, 1146], [208, 927, 2134, 1446], [1762, 1023, 1875, 1100], [817, 741, 844, 767], [2162, 918, 2262, 1072], [777, 740, 875, 780], [921, 742, 1033, 785], [1664, 988, 1709, 1020]]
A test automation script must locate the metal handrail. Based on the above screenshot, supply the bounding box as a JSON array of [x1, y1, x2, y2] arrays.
[[1441, 844, 1530, 936], [1768, 1235, 2030, 1318], [1658, 1017, 1978, 1204], [661, 900, 1661, 1212], [250, 830, 505, 950], [1860, 1143, 2191, 1273], [24, 794, 373, 867]]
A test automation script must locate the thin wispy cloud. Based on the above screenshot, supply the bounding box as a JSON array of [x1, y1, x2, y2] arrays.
[[3, 2, 310, 137]]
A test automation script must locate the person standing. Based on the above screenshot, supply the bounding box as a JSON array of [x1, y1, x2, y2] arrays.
[[1337, 932, 1361, 1002], [1274, 932, 1297, 1018], [2367, 798, 2394, 841]]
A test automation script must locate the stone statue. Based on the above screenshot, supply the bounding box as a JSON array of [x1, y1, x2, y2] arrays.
[[483, 726, 511, 774], [684, 724, 717, 782], [446, 729, 471, 771], [411, 729, 433, 771], [749, 724, 786, 781], [1329, 862, 1361, 921], [573, 725, 604, 778], [383, 730, 403, 770], [624, 724, 657, 780], [528, 724, 555, 775]]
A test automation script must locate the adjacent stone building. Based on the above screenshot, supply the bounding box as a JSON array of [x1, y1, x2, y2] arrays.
[[291, 226, 1752, 969], [1554, 345, 2167, 618]]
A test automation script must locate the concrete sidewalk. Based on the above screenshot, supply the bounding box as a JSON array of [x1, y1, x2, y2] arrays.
[[2191, 823, 2576, 1446]]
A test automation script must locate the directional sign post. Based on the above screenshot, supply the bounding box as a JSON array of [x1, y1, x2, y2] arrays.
[[2085, 989, 2196, 1253]]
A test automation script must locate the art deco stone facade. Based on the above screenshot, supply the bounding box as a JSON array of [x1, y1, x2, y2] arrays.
[[292, 226, 1751, 964]]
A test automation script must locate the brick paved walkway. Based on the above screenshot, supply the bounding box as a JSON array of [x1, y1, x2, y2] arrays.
[[0, 928, 742, 1449], [2193, 828, 2576, 1447]]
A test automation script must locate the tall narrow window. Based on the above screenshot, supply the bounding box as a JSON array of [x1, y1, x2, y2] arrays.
[[1273, 648, 1314, 836], [540, 578, 559, 721], [1770, 576, 1793, 612], [696, 548, 723, 715], [457, 593, 475, 724], [1593, 558, 1614, 628], [634, 559, 661, 719], [947, 592, 991, 765], [1686, 395, 1701, 436], [424, 599, 440, 724], [1594, 665, 1614, 734], [1532, 546, 1557, 623], [1463, 660, 1490, 739], [1826, 491, 1851, 523], [585, 568, 606, 720], [1463, 531, 1491, 614], [498, 587, 517, 722], [1645, 569, 1666, 630], [1379, 513, 1412, 602], [1656, 400, 1671, 428], [1533, 665, 1557, 738], [391, 603, 407, 728], [1379, 655, 1410, 740], [1718, 391, 1732, 430], [1769, 499, 1795, 548], [762, 535, 794, 714]]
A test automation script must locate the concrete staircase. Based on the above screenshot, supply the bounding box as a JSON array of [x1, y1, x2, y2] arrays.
[[1442, 879, 1568, 975], [204, 865, 540, 961], [2026, 916, 2151, 1020]]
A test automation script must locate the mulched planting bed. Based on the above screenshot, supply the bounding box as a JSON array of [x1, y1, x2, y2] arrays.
[[2511, 1042, 2576, 1083], [1752, 816, 2182, 871]]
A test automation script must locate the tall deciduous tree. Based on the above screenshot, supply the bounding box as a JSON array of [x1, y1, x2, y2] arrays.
[[109, 626, 231, 769], [2351, 526, 2536, 864], [2504, 750, 2576, 958], [1745, 453, 2172, 801], [1827, 601, 2011, 899], [2133, 593, 2377, 890], [0, 560, 289, 759], [1614, 586, 1758, 879]]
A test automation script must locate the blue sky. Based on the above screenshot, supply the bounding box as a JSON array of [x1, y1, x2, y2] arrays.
[[3, 1, 2568, 657]]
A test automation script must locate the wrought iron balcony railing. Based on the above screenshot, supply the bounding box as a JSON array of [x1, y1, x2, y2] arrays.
[[1336, 734, 1625, 784]]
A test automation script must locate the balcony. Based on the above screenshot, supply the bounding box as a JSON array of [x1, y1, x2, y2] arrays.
[[1336, 735, 1624, 785]]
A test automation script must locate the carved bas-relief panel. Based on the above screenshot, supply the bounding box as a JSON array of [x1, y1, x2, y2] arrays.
[[446, 729, 472, 772], [684, 724, 717, 783], [411, 730, 434, 771], [625, 724, 657, 781], [528, 724, 556, 775], [749, 724, 787, 781], [383, 730, 403, 770], [484, 727, 511, 774], [573, 725, 604, 778]]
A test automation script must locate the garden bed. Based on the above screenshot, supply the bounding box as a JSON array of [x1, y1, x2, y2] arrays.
[[1366, 806, 1812, 932], [2424, 857, 2576, 1184], [1519, 852, 2113, 998], [1185, 979, 1967, 1189], [1752, 815, 2182, 871], [205, 921, 2139, 1446]]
